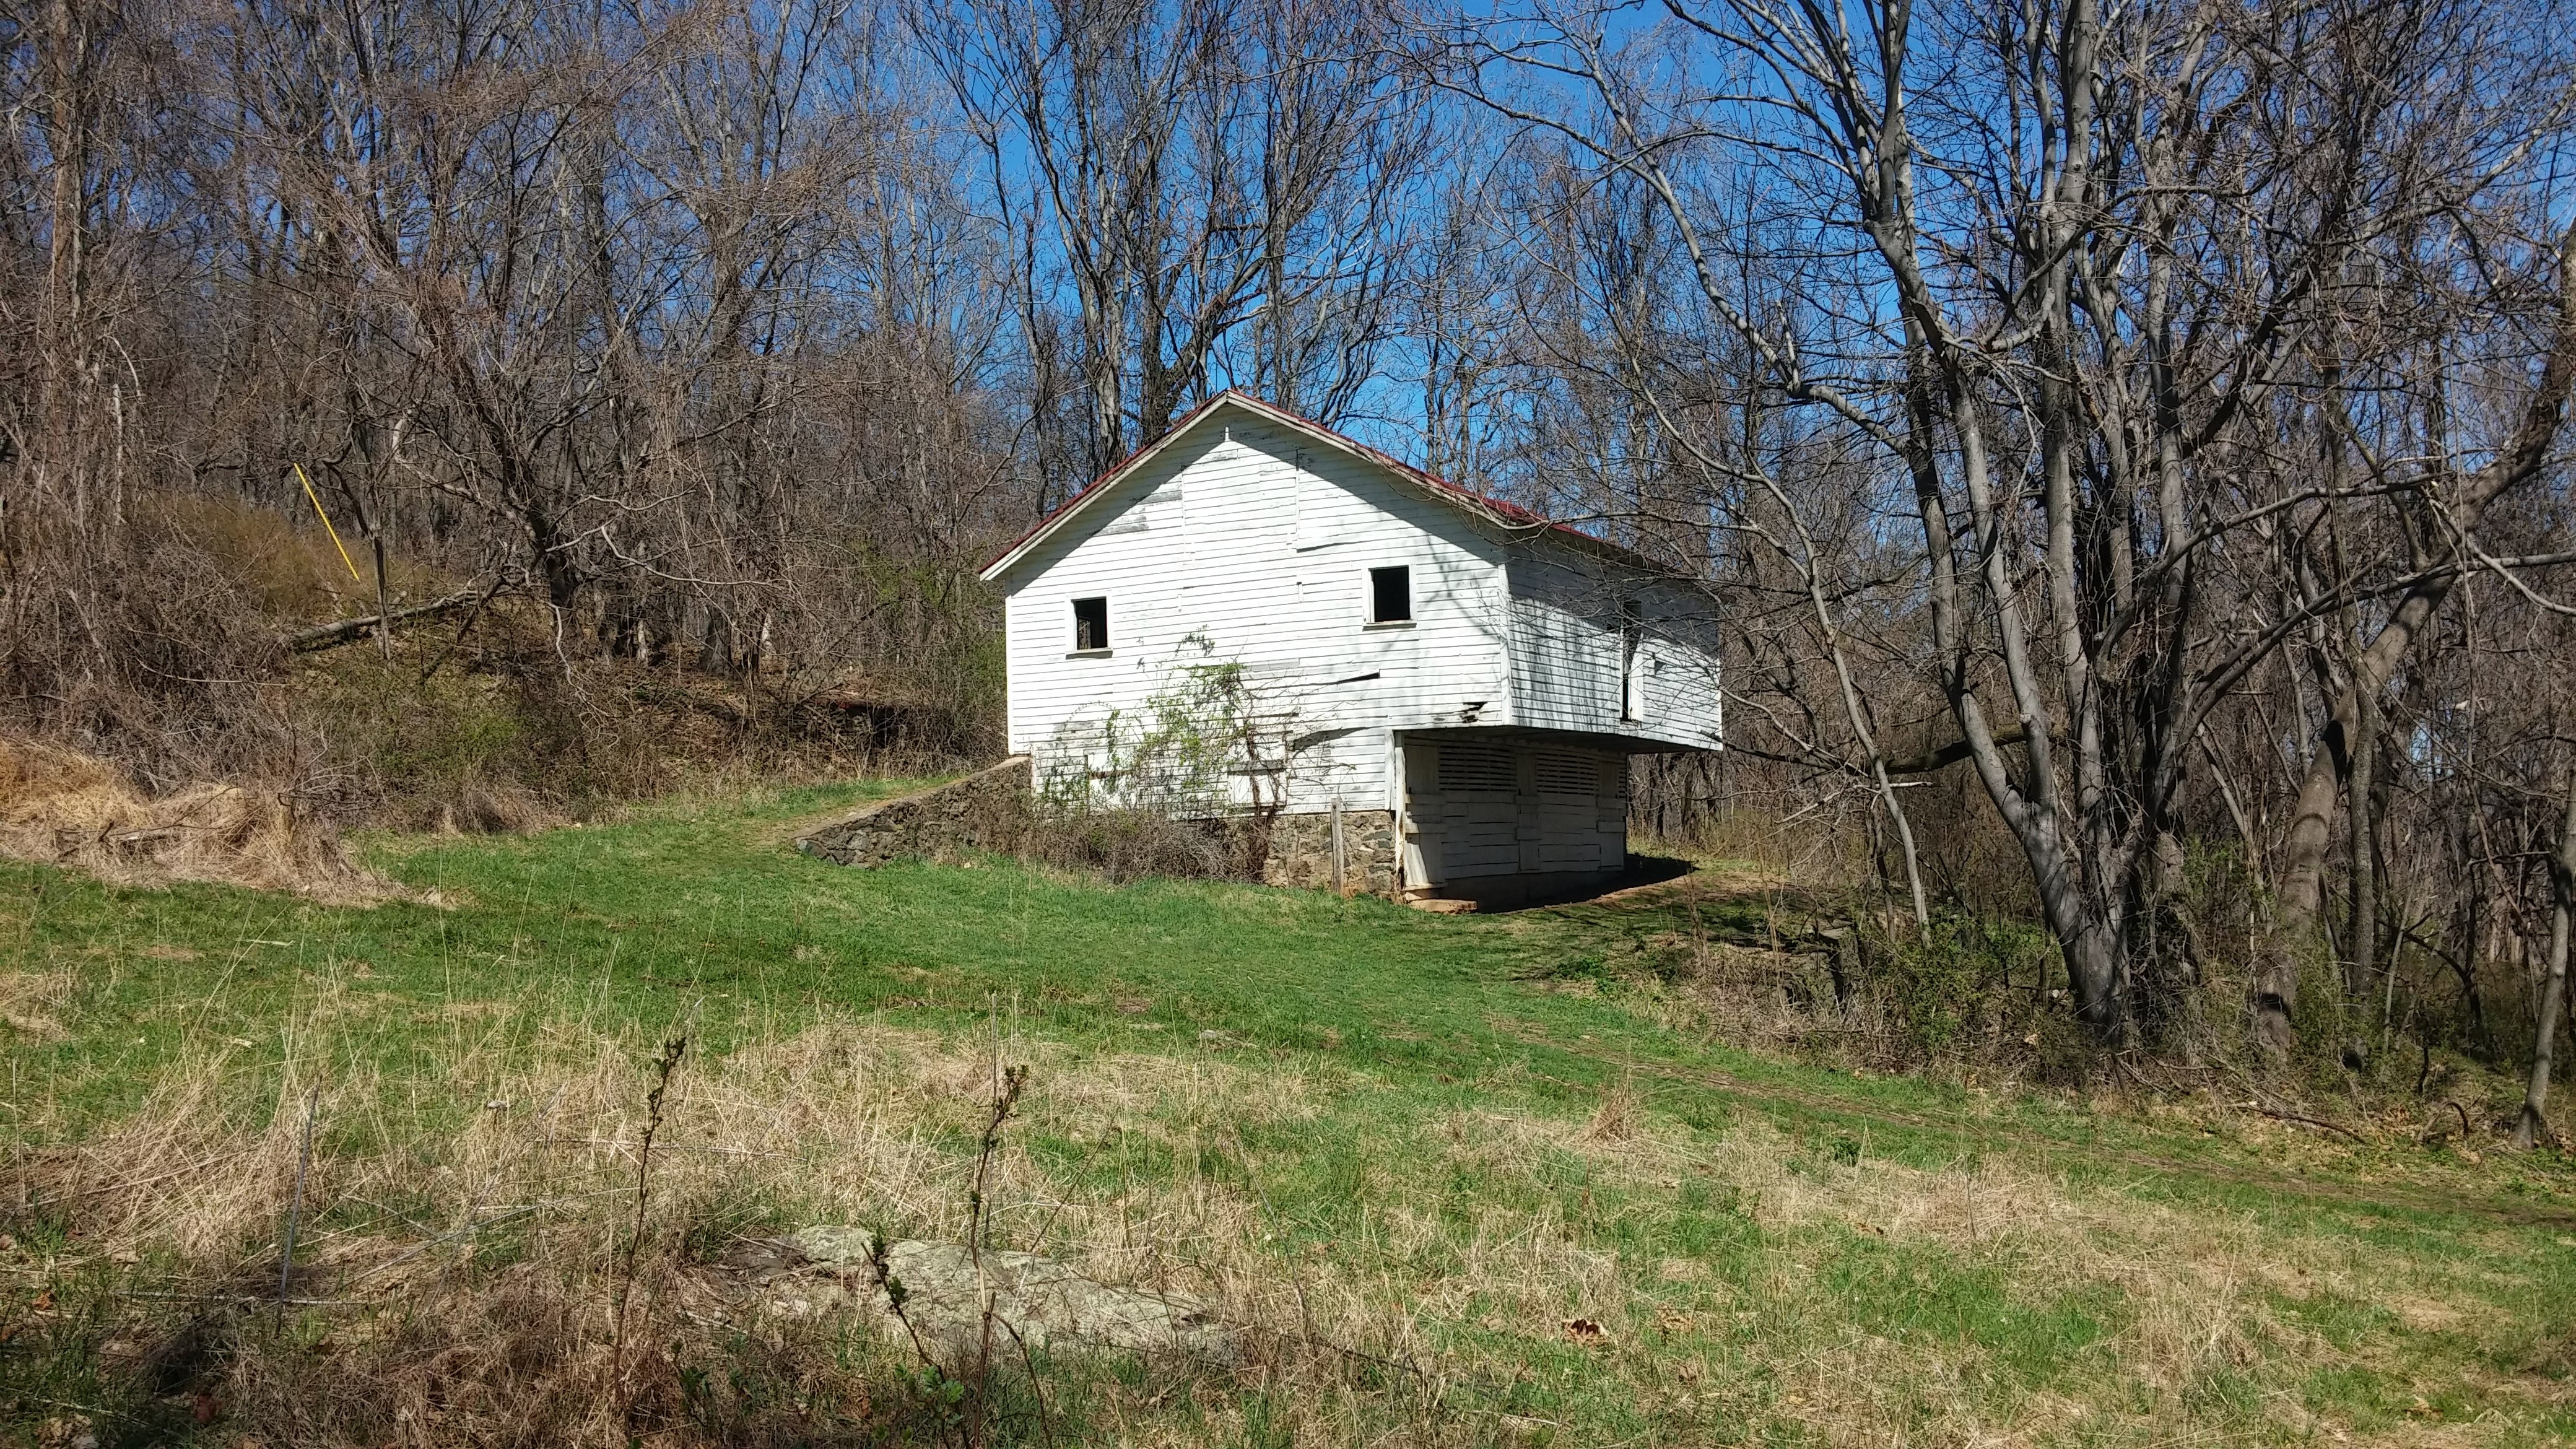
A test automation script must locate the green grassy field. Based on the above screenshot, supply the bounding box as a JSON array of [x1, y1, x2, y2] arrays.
[[3, 780, 2573, 1446]]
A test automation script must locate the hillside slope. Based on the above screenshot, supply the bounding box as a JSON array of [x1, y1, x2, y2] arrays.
[[2, 783, 2572, 1446]]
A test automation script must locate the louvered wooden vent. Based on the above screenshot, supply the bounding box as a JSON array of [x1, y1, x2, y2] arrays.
[[1534, 753, 1599, 796], [1437, 743, 1516, 793]]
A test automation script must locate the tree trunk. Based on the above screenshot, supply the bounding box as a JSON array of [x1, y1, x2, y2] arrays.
[[2263, 228, 2576, 1055], [2058, 910, 2127, 1043], [2513, 766, 2576, 1150], [2347, 684, 2375, 1003]]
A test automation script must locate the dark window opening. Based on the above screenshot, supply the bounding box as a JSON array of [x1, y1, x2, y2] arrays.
[[1072, 596, 1109, 651], [1369, 566, 1411, 624], [1617, 599, 1645, 720]]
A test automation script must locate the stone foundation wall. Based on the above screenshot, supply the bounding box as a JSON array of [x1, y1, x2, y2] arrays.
[[798, 763, 1407, 897], [1255, 808, 1399, 897], [797, 755, 1032, 867]]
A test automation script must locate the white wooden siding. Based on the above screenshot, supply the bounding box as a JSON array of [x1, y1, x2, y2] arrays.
[[1640, 633, 1725, 746], [1000, 417, 1513, 812], [993, 394, 1723, 827], [1503, 547, 1723, 750]]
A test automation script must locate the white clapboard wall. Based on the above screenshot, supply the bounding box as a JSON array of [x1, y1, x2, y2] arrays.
[[1506, 550, 1725, 748], [988, 394, 1722, 819], [998, 415, 1512, 812]]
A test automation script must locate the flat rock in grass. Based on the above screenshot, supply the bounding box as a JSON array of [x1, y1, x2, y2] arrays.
[[785, 1227, 1244, 1366]]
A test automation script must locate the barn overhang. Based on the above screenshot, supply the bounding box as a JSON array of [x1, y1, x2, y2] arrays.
[[1395, 723, 1716, 756]]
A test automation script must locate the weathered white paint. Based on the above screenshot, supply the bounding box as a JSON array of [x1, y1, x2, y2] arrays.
[[1504, 550, 1725, 747], [982, 392, 1721, 892]]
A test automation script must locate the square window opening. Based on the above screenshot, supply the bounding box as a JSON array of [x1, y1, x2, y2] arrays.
[[1071, 596, 1110, 651], [1369, 566, 1412, 624]]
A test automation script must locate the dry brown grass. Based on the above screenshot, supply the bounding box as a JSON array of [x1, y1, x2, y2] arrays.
[[8, 986, 2565, 1447], [0, 737, 393, 903], [0, 970, 72, 1042]]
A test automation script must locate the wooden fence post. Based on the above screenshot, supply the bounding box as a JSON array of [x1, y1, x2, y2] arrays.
[[1330, 797, 1346, 895]]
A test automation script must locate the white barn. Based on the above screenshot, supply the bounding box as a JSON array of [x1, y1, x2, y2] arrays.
[[979, 390, 1723, 907]]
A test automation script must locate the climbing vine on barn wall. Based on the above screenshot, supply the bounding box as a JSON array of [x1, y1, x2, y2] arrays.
[[1037, 632, 1299, 822]]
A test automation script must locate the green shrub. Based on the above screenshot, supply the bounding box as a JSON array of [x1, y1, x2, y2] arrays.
[[1865, 912, 2054, 1067]]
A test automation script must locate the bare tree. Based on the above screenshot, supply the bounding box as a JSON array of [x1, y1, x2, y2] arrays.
[[1438, 0, 2576, 1043], [911, 0, 1427, 500]]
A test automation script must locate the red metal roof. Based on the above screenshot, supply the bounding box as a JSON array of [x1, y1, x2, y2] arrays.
[[978, 389, 1680, 580]]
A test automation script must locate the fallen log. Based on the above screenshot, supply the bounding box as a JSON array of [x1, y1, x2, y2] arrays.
[[628, 679, 749, 724], [282, 589, 487, 654], [1882, 724, 2031, 775]]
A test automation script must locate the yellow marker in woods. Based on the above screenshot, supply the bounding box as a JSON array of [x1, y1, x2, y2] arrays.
[[294, 463, 363, 582]]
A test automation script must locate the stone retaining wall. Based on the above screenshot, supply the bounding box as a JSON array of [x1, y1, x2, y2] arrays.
[[1256, 807, 1399, 897], [796, 755, 1032, 868], [799, 762, 1407, 899]]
